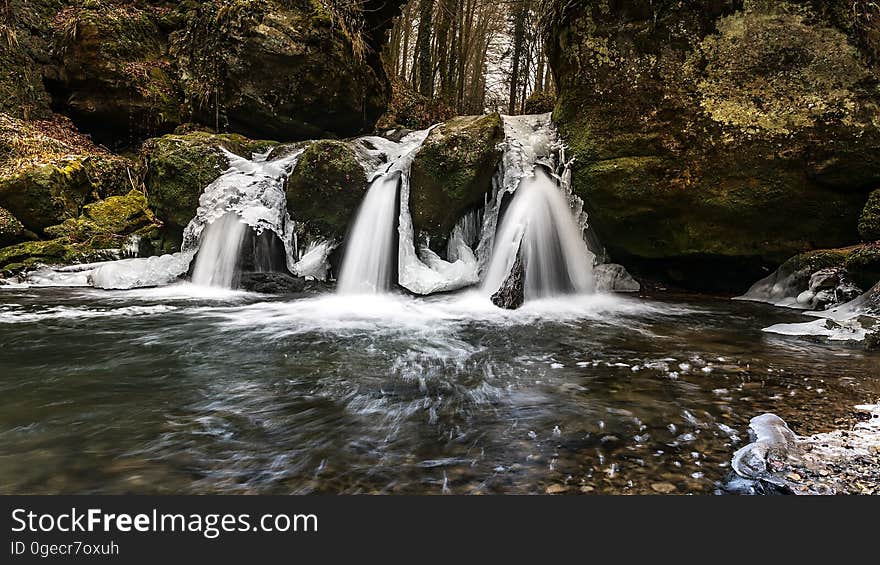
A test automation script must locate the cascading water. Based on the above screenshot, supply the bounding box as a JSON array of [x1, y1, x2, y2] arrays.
[[482, 167, 595, 299], [189, 213, 248, 288], [337, 173, 401, 294]]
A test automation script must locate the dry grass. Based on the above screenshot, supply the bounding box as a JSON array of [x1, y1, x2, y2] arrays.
[[0, 112, 110, 178]]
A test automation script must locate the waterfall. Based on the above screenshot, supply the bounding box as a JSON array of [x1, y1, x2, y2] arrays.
[[190, 213, 249, 288], [337, 173, 401, 294], [482, 167, 595, 299]]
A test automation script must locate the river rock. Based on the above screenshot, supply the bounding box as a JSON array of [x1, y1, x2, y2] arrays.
[[239, 272, 306, 294], [285, 140, 369, 242], [594, 263, 640, 293], [139, 131, 275, 236], [548, 1, 880, 291], [491, 252, 525, 310]]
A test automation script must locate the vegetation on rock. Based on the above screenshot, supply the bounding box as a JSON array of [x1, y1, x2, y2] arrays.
[[546, 0, 880, 290], [285, 140, 367, 240], [409, 113, 503, 239], [139, 131, 274, 233]]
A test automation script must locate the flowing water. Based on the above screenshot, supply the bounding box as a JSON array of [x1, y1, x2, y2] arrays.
[[337, 173, 400, 294], [483, 168, 595, 298], [1, 286, 878, 495], [190, 213, 249, 288]]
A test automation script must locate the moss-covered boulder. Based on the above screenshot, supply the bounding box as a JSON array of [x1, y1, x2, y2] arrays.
[[139, 131, 274, 232], [778, 243, 880, 291], [45, 189, 158, 242], [172, 0, 404, 141], [859, 189, 880, 242], [409, 113, 503, 238], [0, 113, 135, 234], [285, 140, 367, 240], [547, 0, 880, 290], [0, 189, 162, 274], [44, 0, 183, 146]]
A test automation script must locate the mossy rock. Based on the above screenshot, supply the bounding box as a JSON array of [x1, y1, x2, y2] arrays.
[[0, 206, 34, 247], [548, 0, 880, 291], [285, 140, 367, 240], [139, 131, 275, 232], [859, 189, 880, 242], [409, 113, 503, 238], [0, 189, 162, 274], [45, 189, 158, 242], [779, 243, 880, 291], [0, 0, 62, 120]]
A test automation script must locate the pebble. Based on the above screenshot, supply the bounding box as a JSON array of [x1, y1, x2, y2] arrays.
[[651, 482, 677, 494], [546, 484, 568, 494]]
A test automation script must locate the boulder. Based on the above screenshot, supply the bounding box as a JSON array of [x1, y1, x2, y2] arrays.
[[0, 113, 135, 234], [409, 113, 503, 240], [0, 207, 34, 247], [238, 272, 306, 294], [285, 140, 368, 241], [547, 1, 880, 291], [139, 131, 274, 234]]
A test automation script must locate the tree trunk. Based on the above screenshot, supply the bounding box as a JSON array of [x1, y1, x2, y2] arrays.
[[508, 1, 528, 114], [414, 0, 435, 98]]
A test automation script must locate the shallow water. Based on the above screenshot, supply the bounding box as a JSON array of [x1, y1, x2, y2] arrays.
[[1, 286, 878, 494]]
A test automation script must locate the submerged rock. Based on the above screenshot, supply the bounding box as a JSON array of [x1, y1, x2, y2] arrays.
[[410, 114, 503, 240], [491, 253, 525, 310], [238, 272, 306, 294], [548, 1, 880, 291]]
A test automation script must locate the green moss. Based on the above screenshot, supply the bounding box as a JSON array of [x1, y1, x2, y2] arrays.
[[285, 140, 367, 239], [409, 113, 503, 237], [859, 189, 880, 242], [140, 131, 275, 230], [45, 189, 157, 242], [845, 244, 880, 288]]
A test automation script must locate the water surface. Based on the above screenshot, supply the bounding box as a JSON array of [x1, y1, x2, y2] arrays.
[[1, 286, 877, 494]]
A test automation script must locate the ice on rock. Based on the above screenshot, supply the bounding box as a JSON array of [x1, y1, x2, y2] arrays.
[[89, 252, 195, 290]]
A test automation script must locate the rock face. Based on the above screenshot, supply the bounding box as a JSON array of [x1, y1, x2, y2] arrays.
[[0, 113, 134, 234], [2, 1, 403, 146], [173, 0, 403, 141], [409, 113, 503, 240], [0, 207, 32, 247], [43, 1, 183, 146], [139, 131, 274, 235], [547, 1, 880, 291], [285, 140, 368, 241]]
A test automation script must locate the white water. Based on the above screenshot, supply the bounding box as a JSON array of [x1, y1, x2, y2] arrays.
[[482, 168, 595, 298], [190, 213, 249, 288], [337, 173, 401, 294]]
